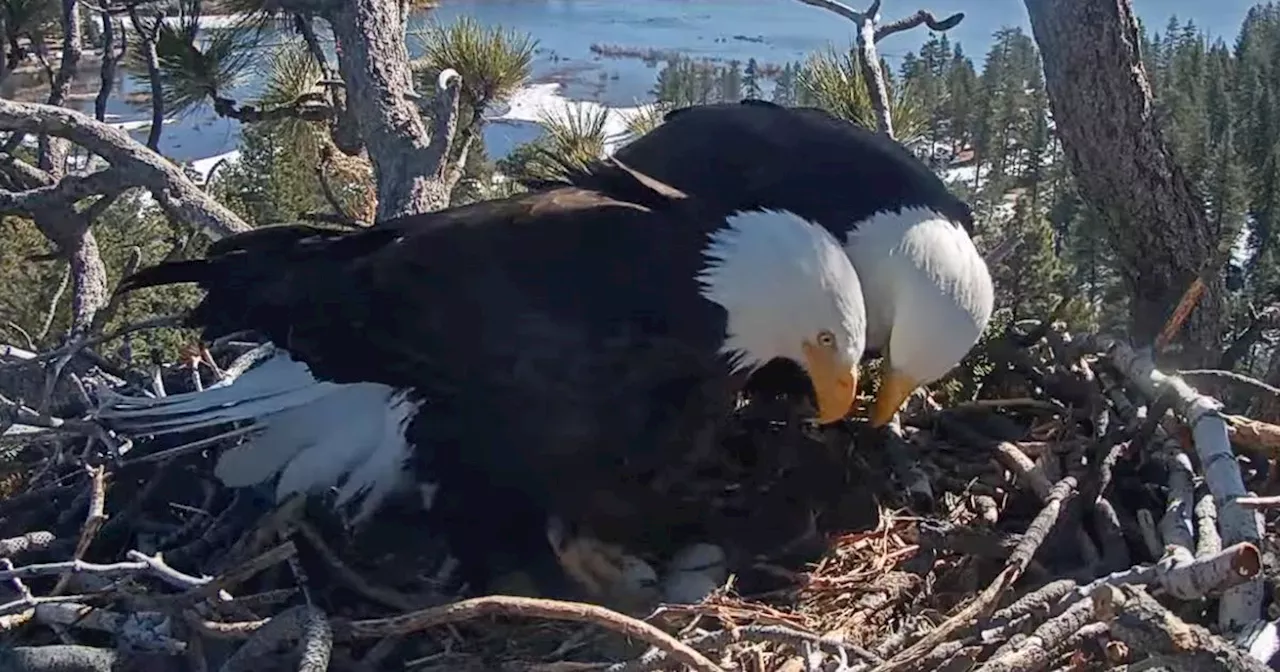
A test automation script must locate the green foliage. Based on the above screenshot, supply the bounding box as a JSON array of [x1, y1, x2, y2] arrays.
[[652, 55, 744, 107], [413, 16, 536, 113], [797, 45, 929, 145], [125, 0, 255, 116], [1, 0, 57, 42], [214, 41, 372, 226], [497, 104, 610, 183], [0, 200, 201, 367]]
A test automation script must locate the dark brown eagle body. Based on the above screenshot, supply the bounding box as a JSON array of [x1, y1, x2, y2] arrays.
[[102, 163, 869, 608]]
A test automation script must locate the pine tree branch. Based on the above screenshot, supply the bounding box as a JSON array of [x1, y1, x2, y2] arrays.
[[212, 93, 337, 124]]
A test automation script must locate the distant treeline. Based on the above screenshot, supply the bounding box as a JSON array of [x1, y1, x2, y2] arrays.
[[589, 42, 783, 77]]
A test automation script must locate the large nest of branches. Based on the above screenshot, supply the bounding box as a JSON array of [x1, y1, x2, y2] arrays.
[[0, 314, 1278, 672]]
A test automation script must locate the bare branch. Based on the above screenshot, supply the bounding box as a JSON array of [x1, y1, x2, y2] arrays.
[[0, 169, 131, 215], [94, 14, 127, 122], [128, 8, 164, 151], [0, 99, 252, 238], [874, 9, 964, 41], [212, 93, 337, 124]]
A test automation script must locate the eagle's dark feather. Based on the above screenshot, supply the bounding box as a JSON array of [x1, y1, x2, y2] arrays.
[[111, 177, 764, 604], [550, 99, 975, 235]]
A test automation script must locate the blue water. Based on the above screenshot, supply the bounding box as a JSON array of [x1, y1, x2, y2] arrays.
[[68, 0, 1253, 165]]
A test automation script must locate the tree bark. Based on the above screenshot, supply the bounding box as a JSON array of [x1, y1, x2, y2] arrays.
[[322, 0, 455, 220], [1023, 0, 1223, 365]]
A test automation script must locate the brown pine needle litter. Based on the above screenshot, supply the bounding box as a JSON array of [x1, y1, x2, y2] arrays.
[[0, 317, 1278, 672]]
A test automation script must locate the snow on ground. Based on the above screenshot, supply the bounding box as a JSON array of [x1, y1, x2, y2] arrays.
[[190, 150, 242, 183], [493, 82, 653, 156], [89, 13, 277, 33]]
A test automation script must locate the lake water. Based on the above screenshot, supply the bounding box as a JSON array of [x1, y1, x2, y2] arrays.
[[60, 0, 1253, 166]]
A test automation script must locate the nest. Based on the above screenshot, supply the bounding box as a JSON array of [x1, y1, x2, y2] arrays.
[[0, 319, 1278, 672]]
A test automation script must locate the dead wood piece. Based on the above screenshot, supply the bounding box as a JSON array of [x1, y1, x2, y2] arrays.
[[1107, 342, 1263, 632], [872, 477, 1078, 672], [339, 595, 724, 672], [0, 644, 185, 672], [0, 532, 56, 558], [1193, 492, 1222, 558], [981, 579, 1078, 639], [33, 601, 184, 653], [1158, 450, 1196, 552], [53, 464, 107, 596], [977, 595, 1101, 672], [1092, 584, 1270, 672], [217, 604, 331, 672], [1222, 414, 1280, 457]]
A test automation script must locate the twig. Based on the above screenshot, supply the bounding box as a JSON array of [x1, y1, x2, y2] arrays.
[[0, 552, 208, 590], [53, 464, 107, 595], [163, 541, 297, 606], [2, 314, 181, 370], [1079, 542, 1261, 601], [872, 477, 1078, 672], [977, 598, 1098, 672], [1233, 495, 1280, 509], [339, 595, 725, 672], [1178, 369, 1280, 400], [294, 521, 425, 612]]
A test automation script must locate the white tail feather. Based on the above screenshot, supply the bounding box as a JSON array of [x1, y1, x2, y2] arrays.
[[96, 351, 421, 522]]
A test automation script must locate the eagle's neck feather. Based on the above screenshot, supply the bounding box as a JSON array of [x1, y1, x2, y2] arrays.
[[696, 208, 866, 374]]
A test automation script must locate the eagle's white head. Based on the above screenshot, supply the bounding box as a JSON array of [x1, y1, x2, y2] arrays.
[[697, 208, 867, 424], [844, 206, 995, 426]]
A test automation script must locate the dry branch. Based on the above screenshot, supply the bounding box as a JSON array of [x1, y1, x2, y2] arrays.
[[1093, 584, 1272, 672], [793, 0, 963, 138], [340, 596, 724, 672], [0, 99, 250, 238], [1107, 342, 1263, 629]]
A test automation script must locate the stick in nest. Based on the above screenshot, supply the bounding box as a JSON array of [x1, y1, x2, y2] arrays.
[[871, 476, 1078, 672], [339, 595, 725, 672], [1092, 584, 1272, 672], [53, 463, 107, 595]]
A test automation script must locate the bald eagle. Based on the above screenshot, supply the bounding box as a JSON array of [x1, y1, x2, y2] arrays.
[[96, 161, 868, 610], [594, 99, 996, 427]]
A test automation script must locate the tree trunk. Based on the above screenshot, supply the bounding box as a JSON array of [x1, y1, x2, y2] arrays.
[[323, 0, 454, 220], [1023, 0, 1223, 365]]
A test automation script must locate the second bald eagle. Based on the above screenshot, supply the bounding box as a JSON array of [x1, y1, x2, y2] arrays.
[[591, 99, 996, 426]]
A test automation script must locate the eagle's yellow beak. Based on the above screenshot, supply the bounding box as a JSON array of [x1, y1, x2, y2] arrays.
[[868, 367, 920, 428], [801, 340, 857, 425]]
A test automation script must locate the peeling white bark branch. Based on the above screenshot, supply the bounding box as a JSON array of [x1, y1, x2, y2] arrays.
[[0, 99, 251, 239], [1108, 341, 1264, 632], [794, 0, 964, 140]]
